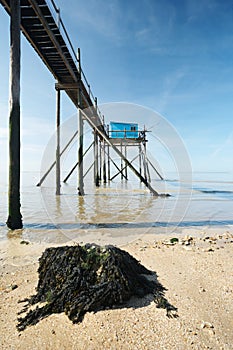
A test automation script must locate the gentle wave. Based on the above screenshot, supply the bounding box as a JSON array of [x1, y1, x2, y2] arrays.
[[1, 171, 233, 243], [1, 220, 233, 231], [200, 190, 233, 194]]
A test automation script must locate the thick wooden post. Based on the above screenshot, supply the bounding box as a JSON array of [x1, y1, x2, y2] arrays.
[[107, 125, 110, 181], [77, 48, 84, 195], [107, 144, 110, 181], [120, 141, 123, 180], [56, 88, 61, 195], [7, 0, 23, 230], [78, 108, 84, 195], [124, 145, 128, 179], [94, 131, 100, 186], [143, 142, 148, 182], [139, 145, 142, 178], [143, 142, 151, 183], [99, 140, 102, 181], [94, 97, 100, 186], [103, 140, 107, 183]]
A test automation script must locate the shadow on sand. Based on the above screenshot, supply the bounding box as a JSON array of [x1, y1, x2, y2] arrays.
[[17, 244, 178, 331]]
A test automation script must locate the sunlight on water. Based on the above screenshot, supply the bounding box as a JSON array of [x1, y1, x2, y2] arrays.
[[0, 171, 232, 246]]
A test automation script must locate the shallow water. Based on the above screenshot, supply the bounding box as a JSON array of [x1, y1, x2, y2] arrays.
[[0, 171, 232, 246]]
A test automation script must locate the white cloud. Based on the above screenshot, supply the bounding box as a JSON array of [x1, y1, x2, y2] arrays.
[[210, 130, 233, 159], [64, 0, 123, 42], [186, 0, 218, 23], [156, 68, 187, 112]]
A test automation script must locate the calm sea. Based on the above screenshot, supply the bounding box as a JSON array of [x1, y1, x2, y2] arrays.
[[0, 171, 232, 246]]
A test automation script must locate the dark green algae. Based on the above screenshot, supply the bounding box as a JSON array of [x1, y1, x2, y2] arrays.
[[17, 244, 168, 331]]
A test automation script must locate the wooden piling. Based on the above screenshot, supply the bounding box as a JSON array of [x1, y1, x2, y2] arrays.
[[56, 88, 61, 195], [120, 141, 123, 180], [124, 145, 128, 179], [77, 48, 84, 195], [93, 97, 100, 187], [139, 145, 142, 178], [94, 131, 100, 186], [7, 0, 23, 230], [107, 144, 110, 181], [103, 140, 107, 183], [78, 108, 84, 195], [107, 125, 110, 181], [143, 142, 148, 182], [99, 140, 102, 181]]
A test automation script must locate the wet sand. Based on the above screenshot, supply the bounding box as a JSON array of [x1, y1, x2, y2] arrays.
[[0, 227, 233, 350]]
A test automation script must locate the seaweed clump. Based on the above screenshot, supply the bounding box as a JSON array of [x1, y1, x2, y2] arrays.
[[17, 244, 165, 331]]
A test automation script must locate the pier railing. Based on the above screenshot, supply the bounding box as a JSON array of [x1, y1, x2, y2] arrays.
[[48, 0, 105, 127]]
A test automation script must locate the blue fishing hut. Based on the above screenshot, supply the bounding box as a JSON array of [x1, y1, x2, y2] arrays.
[[109, 121, 139, 139]]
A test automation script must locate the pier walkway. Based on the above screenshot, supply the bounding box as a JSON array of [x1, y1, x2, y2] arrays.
[[1, 0, 160, 197]]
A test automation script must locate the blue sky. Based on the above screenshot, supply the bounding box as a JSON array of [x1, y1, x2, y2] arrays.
[[0, 0, 233, 175]]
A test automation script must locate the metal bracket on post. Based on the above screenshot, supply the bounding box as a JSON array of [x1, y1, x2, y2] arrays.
[[57, 7, 60, 29]]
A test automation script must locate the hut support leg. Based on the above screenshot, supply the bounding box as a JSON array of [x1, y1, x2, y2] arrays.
[[142, 142, 148, 182], [7, 0, 23, 230], [139, 145, 142, 178], [147, 157, 164, 180], [124, 145, 128, 179], [110, 154, 138, 181], [120, 142, 123, 180], [107, 144, 110, 181]]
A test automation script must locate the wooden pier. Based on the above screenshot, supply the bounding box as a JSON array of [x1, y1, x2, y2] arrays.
[[1, 0, 163, 229]]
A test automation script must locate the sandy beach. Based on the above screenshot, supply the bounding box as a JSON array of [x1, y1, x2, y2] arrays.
[[1, 0, 233, 348], [0, 227, 232, 350]]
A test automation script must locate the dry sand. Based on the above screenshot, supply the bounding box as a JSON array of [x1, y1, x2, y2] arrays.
[[0, 227, 233, 350]]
